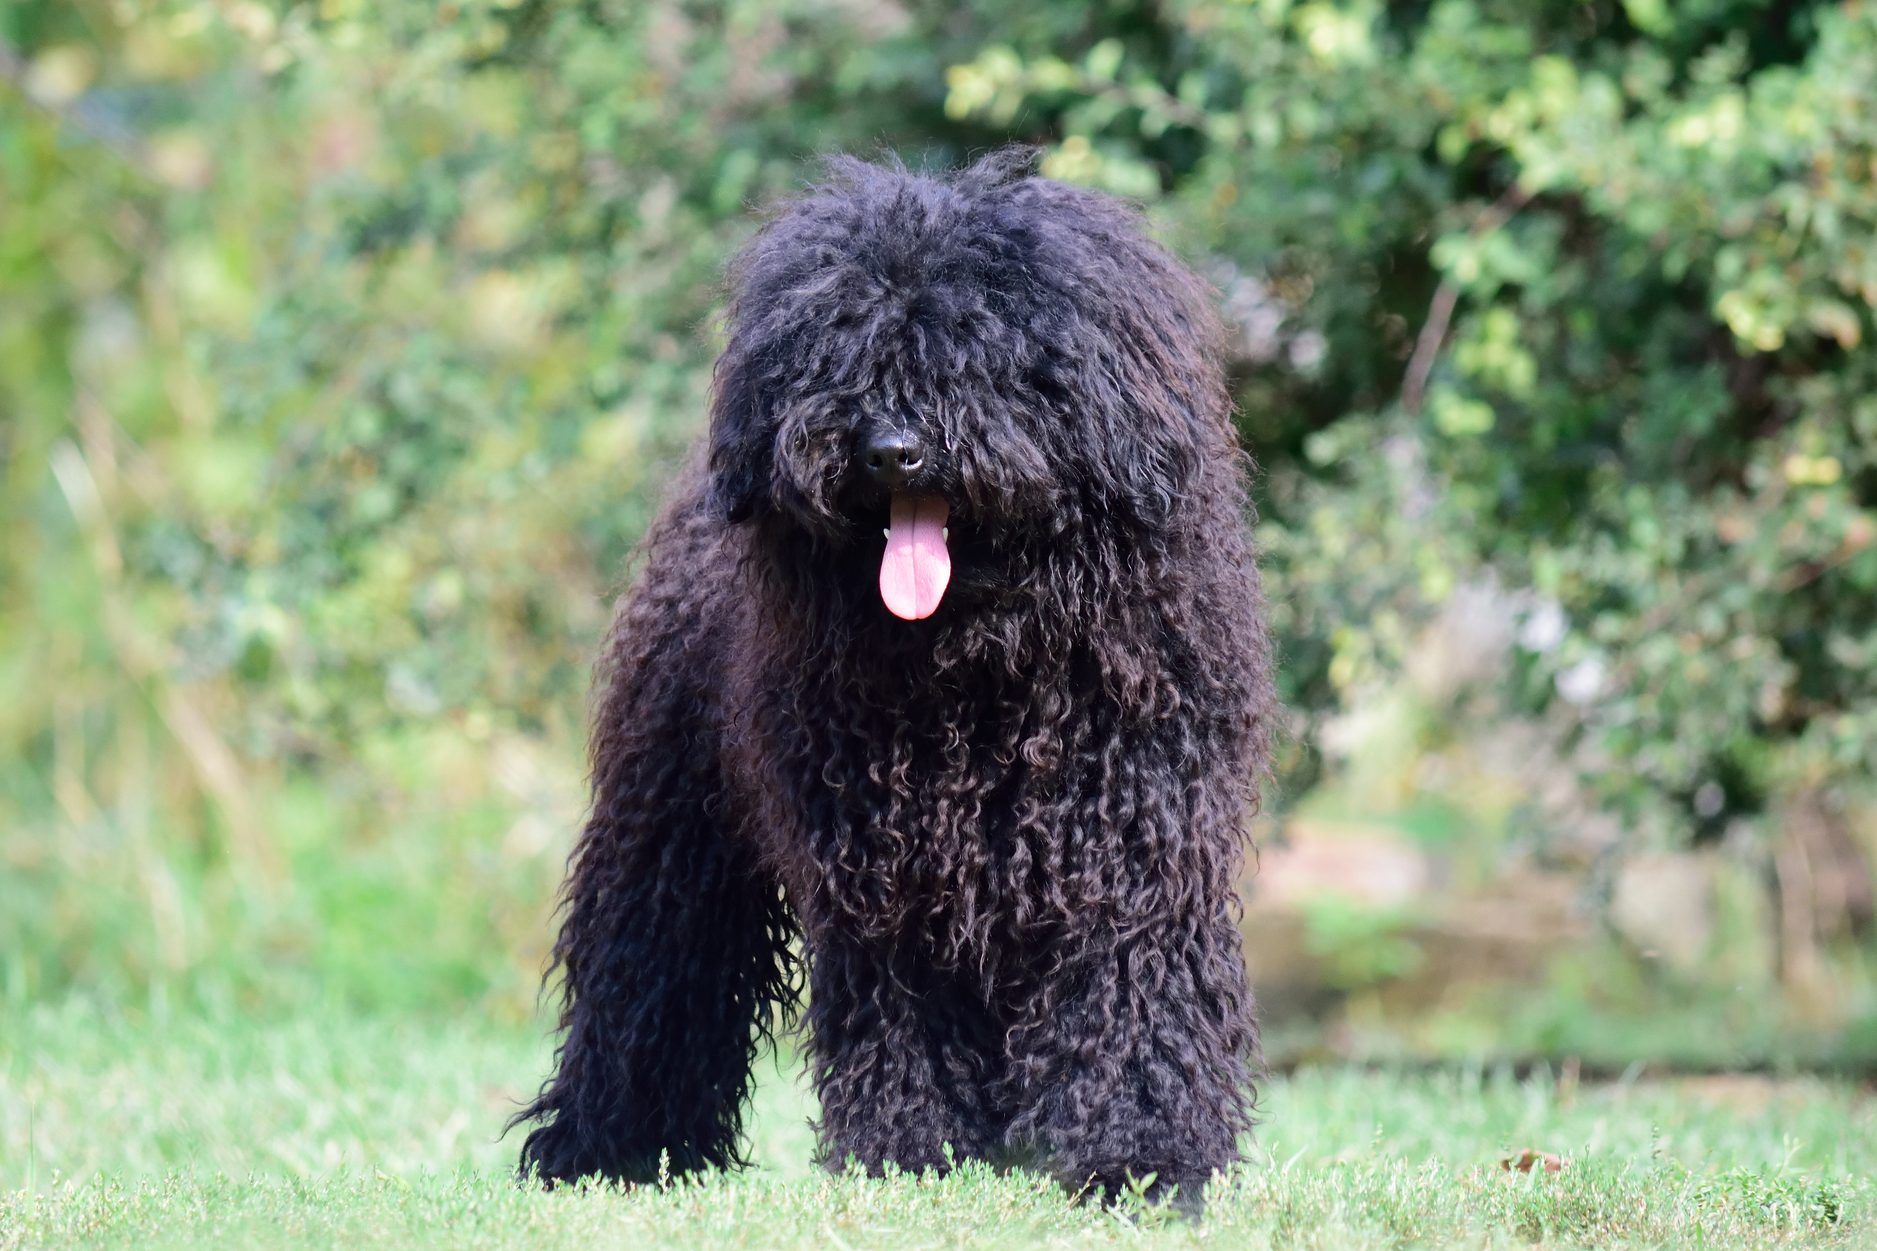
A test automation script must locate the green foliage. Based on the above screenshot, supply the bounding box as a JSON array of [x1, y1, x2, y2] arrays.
[[0, 0, 1006, 1007], [2, 0, 1875, 1017], [946, 0, 1877, 842], [1300, 897, 1426, 991]]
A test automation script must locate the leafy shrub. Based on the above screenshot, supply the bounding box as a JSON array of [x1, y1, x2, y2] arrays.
[[2, 0, 1873, 1012]]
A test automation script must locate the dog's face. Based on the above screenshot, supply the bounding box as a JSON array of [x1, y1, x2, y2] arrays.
[[708, 151, 1228, 621]]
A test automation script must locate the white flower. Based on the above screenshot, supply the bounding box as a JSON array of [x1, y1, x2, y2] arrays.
[[1287, 331, 1327, 372], [1518, 600, 1567, 653], [1554, 656, 1606, 705]]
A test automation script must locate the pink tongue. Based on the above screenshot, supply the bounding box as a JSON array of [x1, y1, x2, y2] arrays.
[[879, 494, 951, 620]]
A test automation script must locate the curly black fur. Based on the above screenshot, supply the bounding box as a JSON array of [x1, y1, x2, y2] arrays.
[[513, 149, 1276, 1205]]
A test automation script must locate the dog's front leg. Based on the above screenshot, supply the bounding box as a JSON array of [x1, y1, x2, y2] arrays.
[[1004, 912, 1259, 1211], [513, 562, 798, 1187], [805, 937, 1004, 1177]]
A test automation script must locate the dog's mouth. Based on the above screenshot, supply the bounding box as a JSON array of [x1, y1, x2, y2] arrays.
[[879, 493, 950, 620]]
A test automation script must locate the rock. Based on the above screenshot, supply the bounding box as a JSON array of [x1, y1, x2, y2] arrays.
[[1609, 852, 1715, 970], [1250, 821, 1433, 909]]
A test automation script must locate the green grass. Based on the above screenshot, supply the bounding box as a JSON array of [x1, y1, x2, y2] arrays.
[[2, 997, 1870, 1249]]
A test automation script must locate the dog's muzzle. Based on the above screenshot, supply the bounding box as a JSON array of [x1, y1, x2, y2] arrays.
[[856, 428, 951, 621]]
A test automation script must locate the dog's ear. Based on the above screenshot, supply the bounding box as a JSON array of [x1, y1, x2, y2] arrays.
[[1092, 385, 1206, 532], [1080, 294, 1223, 532], [706, 349, 770, 524], [1020, 180, 1233, 533]]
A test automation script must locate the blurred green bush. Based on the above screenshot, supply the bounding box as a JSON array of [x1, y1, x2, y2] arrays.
[[2, 1, 1873, 1036]]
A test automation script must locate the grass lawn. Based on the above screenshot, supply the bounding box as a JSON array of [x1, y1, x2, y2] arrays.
[[1, 995, 1869, 1249]]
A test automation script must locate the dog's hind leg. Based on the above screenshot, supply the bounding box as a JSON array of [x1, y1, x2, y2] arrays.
[[513, 508, 797, 1187]]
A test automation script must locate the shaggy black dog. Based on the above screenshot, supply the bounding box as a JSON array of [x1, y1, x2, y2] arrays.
[[513, 149, 1276, 1205]]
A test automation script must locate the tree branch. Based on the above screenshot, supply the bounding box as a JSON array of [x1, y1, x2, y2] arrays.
[[0, 37, 156, 177], [1401, 184, 1532, 415]]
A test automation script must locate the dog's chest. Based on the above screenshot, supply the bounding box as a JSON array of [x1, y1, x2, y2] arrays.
[[747, 683, 1097, 946]]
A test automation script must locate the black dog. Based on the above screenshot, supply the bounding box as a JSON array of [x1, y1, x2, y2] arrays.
[[514, 149, 1276, 1205]]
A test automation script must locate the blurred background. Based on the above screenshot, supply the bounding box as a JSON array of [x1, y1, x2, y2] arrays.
[[4, 0, 1876, 1075]]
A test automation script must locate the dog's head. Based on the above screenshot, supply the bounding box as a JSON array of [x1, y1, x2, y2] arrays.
[[708, 149, 1231, 621]]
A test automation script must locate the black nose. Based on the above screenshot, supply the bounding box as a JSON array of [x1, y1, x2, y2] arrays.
[[858, 427, 926, 488]]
